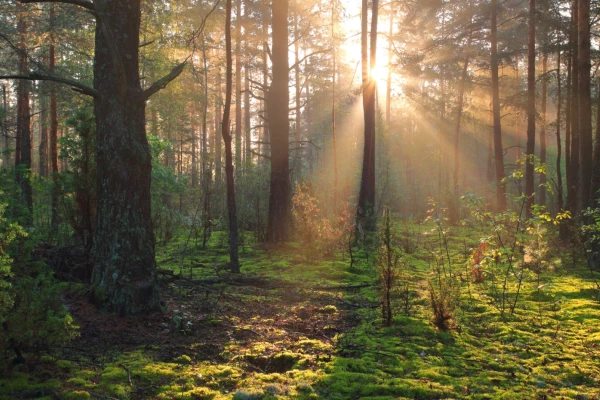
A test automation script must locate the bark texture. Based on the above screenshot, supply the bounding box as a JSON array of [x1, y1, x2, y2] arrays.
[[91, 0, 159, 315]]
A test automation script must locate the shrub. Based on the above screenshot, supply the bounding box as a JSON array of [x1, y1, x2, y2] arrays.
[[291, 183, 349, 259], [0, 190, 78, 367]]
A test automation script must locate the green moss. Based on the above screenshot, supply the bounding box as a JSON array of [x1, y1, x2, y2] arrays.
[[175, 354, 193, 364], [61, 390, 91, 400]]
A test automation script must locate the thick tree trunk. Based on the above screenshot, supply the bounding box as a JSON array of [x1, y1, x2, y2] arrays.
[[223, 0, 240, 272], [567, 0, 580, 213], [267, 0, 291, 242], [491, 0, 506, 211], [16, 5, 33, 218], [357, 0, 378, 230], [578, 0, 592, 208], [591, 83, 600, 204], [539, 51, 547, 207], [91, 0, 159, 315]]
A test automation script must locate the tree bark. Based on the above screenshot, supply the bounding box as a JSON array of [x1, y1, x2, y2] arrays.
[[90, 0, 159, 314], [223, 0, 240, 272], [491, 0, 506, 211], [557, 47, 565, 213], [567, 0, 580, 213], [578, 0, 592, 208], [39, 83, 48, 178], [539, 50, 547, 207], [357, 0, 378, 230], [331, 0, 338, 210], [235, 0, 242, 175], [50, 3, 59, 229], [16, 4, 33, 218], [1, 85, 8, 168], [267, 0, 291, 242], [525, 0, 536, 218]]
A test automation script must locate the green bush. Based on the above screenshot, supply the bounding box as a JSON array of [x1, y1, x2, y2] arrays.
[[0, 189, 78, 367]]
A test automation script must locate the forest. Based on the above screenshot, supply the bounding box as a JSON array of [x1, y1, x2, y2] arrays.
[[1, 0, 600, 398]]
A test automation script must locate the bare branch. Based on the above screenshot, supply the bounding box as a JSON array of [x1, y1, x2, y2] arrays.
[[19, 0, 94, 11], [289, 48, 331, 71], [141, 60, 187, 100], [0, 73, 99, 98]]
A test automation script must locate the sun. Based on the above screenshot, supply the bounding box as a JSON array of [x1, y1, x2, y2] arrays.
[[370, 65, 385, 83]]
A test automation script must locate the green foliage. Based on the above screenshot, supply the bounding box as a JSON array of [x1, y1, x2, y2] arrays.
[[0, 190, 77, 367], [57, 104, 97, 249], [291, 182, 350, 259], [148, 135, 187, 245]]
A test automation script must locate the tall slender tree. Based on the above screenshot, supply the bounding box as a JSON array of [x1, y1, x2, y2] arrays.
[[578, 0, 592, 208], [267, 0, 291, 242], [490, 0, 506, 211], [357, 0, 378, 230], [223, 0, 241, 272]]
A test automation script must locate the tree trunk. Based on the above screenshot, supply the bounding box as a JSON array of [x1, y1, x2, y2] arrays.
[[331, 0, 338, 210], [357, 0, 378, 230], [267, 0, 291, 242], [39, 86, 48, 178], [1, 85, 8, 168], [578, 0, 592, 208], [215, 68, 223, 184], [567, 0, 580, 214], [91, 0, 159, 315], [539, 50, 547, 207], [591, 82, 600, 204], [235, 0, 242, 175], [191, 108, 198, 188], [525, 0, 536, 218], [385, 7, 393, 128], [557, 47, 565, 213], [16, 4, 33, 218], [491, 0, 506, 211], [50, 4, 59, 229], [223, 0, 240, 272], [451, 22, 473, 224]]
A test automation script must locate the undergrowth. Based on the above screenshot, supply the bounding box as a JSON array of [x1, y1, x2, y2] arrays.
[[1, 211, 600, 399]]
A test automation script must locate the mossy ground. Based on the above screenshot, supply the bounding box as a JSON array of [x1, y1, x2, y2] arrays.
[[1, 226, 600, 399]]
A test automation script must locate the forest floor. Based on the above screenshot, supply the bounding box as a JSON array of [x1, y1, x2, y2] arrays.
[[1, 224, 600, 399]]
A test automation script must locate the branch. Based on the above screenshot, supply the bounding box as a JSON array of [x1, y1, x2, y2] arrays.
[[19, 0, 94, 11], [141, 60, 187, 100], [289, 48, 331, 71], [0, 73, 99, 98]]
